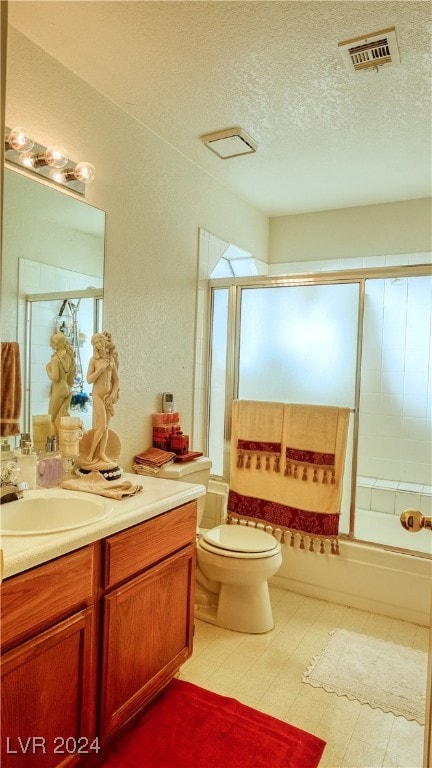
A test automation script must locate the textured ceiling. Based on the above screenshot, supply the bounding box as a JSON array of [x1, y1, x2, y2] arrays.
[[7, 1, 432, 216]]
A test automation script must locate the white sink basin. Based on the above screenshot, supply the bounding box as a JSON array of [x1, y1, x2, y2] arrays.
[[0, 490, 113, 535]]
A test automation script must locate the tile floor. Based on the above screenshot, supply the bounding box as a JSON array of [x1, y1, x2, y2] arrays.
[[180, 586, 427, 768]]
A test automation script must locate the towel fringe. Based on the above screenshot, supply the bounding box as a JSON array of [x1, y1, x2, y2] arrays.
[[236, 450, 337, 484], [227, 513, 340, 556], [237, 449, 283, 472]]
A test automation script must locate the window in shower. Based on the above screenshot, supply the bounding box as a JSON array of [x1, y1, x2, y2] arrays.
[[237, 284, 358, 406]]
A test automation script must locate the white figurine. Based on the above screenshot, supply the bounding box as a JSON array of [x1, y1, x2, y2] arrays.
[[46, 332, 76, 437], [77, 331, 122, 479]]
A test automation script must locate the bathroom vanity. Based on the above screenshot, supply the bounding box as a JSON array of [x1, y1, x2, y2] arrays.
[[0, 474, 205, 767]]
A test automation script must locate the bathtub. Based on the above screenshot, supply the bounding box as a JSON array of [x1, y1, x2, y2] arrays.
[[271, 536, 431, 627], [201, 479, 229, 530], [204, 480, 431, 626]]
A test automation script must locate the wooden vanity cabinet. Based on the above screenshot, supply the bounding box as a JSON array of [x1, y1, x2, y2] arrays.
[[99, 501, 197, 740], [0, 546, 99, 768], [0, 500, 197, 764]]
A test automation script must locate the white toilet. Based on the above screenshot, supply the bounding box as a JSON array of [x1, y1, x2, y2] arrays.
[[156, 457, 282, 634]]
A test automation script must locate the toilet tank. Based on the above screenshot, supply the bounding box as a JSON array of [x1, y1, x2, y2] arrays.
[[156, 457, 212, 525]]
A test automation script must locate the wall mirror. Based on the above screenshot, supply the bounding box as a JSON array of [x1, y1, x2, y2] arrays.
[[2, 166, 106, 437]]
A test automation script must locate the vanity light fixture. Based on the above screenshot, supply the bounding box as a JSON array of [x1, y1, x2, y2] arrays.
[[4, 126, 95, 195]]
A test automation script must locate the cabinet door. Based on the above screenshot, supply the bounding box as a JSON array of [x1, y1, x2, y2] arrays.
[[100, 544, 195, 739], [1, 608, 97, 768]]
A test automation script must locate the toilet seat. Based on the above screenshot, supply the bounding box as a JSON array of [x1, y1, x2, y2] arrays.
[[200, 524, 280, 559]]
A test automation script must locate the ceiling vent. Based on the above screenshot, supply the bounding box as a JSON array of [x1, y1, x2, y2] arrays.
[[201, 127, 257, 159], [338, 26, 400, 74]]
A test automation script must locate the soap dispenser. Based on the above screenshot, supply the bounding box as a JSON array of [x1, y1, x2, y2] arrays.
[[37, 436, 64, 488], [18, 440, 37, 489]]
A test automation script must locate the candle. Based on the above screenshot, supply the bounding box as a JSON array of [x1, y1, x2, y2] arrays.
[[59, 416, 82, 458], [32, 414, 52, 453]]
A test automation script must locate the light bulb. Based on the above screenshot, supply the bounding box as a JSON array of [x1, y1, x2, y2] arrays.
[[74, 162, 96, 183], [18, 152, 36, 169], [60, 162, 96, 185], [34, 145, 68, 168], [49, 161, 96, 187], [5, 126, 34, 153], [48, 168, 65, 184]]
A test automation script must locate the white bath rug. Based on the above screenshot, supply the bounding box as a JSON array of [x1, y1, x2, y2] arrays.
[[302, 628, 427, 724]]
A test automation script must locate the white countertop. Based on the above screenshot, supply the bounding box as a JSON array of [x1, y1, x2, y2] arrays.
[[0, 473, 205, 580]]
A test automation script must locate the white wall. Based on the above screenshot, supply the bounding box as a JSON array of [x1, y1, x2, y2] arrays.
[[269, 198, 431, 265], [5, 28, 268, 468]]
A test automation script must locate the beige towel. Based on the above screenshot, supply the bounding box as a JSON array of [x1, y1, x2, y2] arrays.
[[228, 401, 350, 550], [62, 471, 143, 499], [1, 342, 22, 437], [229, 399, 286, 517], [281, 404, 350, 516], [230, 399, 284, 472]]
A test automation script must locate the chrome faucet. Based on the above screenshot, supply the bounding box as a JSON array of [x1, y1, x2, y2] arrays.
[[0, 484, 24, 503]]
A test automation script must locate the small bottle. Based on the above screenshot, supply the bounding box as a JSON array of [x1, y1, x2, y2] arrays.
[[37, 436, 64, 488], [14, 433, 31, 458], [1, 439, 14, 463], [18, 440, 37, 489]]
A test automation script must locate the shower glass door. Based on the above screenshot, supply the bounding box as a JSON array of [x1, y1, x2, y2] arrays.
[[236, 283, 359, 533], [207, 268, 431, 552], [206, 281, 360, 532]]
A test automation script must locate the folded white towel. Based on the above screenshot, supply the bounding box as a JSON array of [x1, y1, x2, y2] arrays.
[[62, 470, 142, 500]]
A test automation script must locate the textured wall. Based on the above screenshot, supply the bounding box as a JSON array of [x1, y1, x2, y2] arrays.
[[5, 28, 268, 468]]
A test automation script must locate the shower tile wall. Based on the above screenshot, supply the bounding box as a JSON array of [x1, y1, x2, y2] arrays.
[[358, 275, 432, 489], [356, 476, 432, 519]]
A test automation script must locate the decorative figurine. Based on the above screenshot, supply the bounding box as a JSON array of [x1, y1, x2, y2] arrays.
[[46, 332, 76, 437], [76, 331, 122, 479]]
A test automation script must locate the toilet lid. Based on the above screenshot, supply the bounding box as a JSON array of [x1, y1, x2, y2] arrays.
[[202, 524, 278, 554]]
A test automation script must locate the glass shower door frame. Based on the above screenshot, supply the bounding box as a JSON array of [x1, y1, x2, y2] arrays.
[[208, 264, 430, 549]]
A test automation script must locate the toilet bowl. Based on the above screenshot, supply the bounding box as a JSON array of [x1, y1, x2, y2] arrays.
[[156, 458, 282, 634], [196, 524, 282, 633]]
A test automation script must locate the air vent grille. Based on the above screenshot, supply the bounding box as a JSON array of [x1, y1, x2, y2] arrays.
[[201, 128, 257, 159], [338, 27, 400, 74]]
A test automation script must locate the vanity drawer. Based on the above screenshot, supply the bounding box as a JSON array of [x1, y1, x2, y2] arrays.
[[104, 501, 197, 589], [1, 545, 97, 649]]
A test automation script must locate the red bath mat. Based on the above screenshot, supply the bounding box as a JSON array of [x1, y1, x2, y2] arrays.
[[98, 678, 326, 768]]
